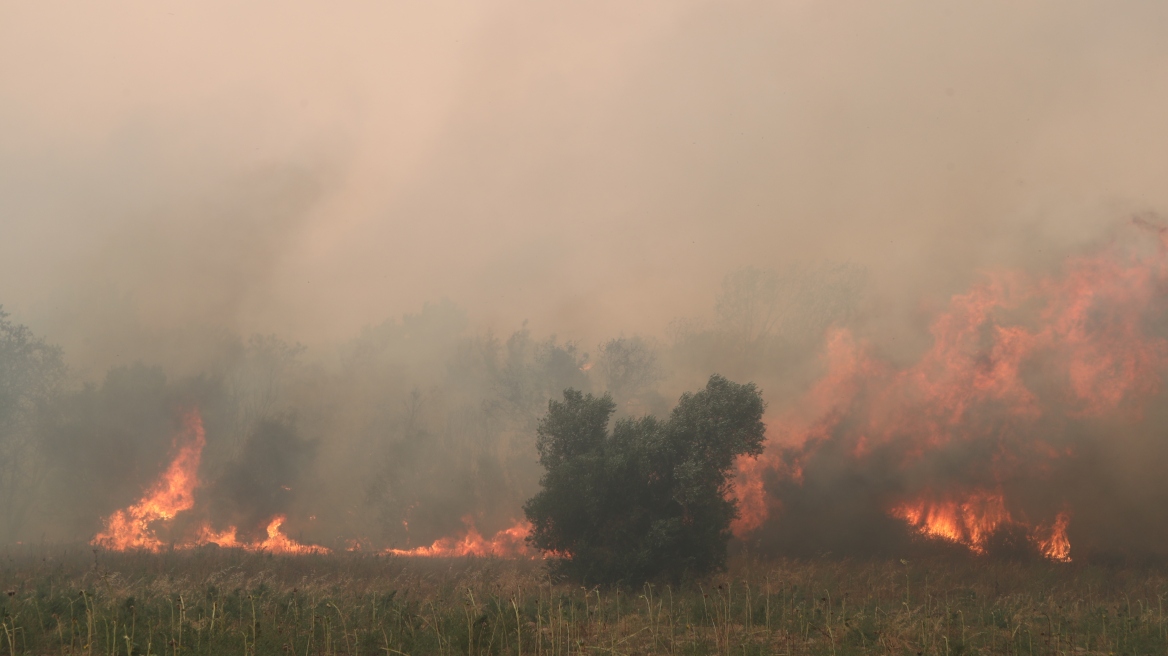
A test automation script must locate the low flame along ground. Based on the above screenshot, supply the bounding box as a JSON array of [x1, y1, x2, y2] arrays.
[[890, 494, 1071, 562], [91, 410, 206, 552], [90, 409, 532, 556], [91, 410, 334, 555], [383, 517, 533, 558], [94, 221, 1168, 560]]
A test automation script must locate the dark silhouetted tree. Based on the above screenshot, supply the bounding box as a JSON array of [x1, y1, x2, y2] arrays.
[[524, 374, 766, 584]]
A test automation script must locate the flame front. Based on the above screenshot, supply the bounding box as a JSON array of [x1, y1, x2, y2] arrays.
[[90, 410, 530, 558], [92, 410, 206, 551], [1038, 511, 1072, 562], [729, 220, 1168, 561], [385, 517, 533, 558], [889, 490, 1070, 559], [252, 516, 331, 555], [191, 516, 331, 554], [91, 409, 329, 554], [891, 491, 1012, 554]]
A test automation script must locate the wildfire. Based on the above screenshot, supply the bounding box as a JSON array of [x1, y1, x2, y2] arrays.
[[250, 516, 331, 554], [192, 516, 331, 554], [91, 409, 329, 554], [891, 491, 1012, 554], [91, 409, 537, 558], [730, 454, 773, 537], [1038, 511, 1072, 562], [192, 524, 240, 548], [729, 220, 1168, 560], [890, 491, 1070, 560], [385, 517, 534, 558], [92, 410, 206, 551]]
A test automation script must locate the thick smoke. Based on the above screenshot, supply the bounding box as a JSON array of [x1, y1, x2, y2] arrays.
[[1, 273, 863, 549], [5, 220, 1168, 561], [3, 2, 1168, 558], [736, 220, 1168, 561]]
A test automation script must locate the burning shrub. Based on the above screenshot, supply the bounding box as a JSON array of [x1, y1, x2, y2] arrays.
[[524, 374, 766, 584]]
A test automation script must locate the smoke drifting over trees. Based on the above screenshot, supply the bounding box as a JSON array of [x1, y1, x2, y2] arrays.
[[5, 219, 1168, 566], [0, 268, 855, 551], [4, 1, 1168, 563], [0, 309, 66, 541]]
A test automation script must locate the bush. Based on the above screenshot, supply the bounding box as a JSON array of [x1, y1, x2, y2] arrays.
[[524, 374, 766, 584]]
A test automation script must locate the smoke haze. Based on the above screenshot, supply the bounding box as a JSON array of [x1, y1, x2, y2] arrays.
[[3, 1, 1168, 558]]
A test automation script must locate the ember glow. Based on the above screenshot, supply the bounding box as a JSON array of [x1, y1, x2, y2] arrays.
[[733, 221, 1168, 560], [385, 517, 533, 558], [91, 409, 329, 554]]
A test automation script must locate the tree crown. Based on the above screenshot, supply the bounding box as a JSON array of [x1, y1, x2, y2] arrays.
[[525, 374, 765, 584]]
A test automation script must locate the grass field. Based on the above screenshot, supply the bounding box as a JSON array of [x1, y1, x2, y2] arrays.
[[1, 545, 1166, 655]]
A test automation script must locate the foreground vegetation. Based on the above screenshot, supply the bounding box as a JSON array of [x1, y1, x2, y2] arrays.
[[0, 546, 1166, 655]]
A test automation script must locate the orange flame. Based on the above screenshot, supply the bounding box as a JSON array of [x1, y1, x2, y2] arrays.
[[251, 516, 331, 554], [385, 517, 533, 558], [730, 221, 1168, 558], [729, 454, 773, 537], [891, 492, 1072, 561], [1037, 511, 1072, 562], [190, 517, 331, 554], [192, 524, 240, 548], [92, 410, 206, 551], [92, 408, 329, 555], [730, 329, 871, 539], [891, 491, 1014, 555]]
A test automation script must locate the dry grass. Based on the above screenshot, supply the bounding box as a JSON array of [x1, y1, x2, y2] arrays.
[[1, 544, 1166, 654]]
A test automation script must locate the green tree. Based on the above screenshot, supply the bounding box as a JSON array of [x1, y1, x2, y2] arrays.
[[524, 374, 766, 584]]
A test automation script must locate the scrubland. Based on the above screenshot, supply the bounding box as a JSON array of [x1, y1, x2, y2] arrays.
[[2, 546, 1166, 655]]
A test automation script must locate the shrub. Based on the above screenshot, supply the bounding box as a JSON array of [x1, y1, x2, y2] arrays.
[[524, 374, 766, 584]]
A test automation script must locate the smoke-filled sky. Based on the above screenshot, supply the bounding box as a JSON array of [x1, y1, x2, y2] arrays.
[[4, 1, 1168, 371]]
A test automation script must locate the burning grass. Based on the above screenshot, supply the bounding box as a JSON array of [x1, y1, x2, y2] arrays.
[[1, 546, 1167, 655]]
